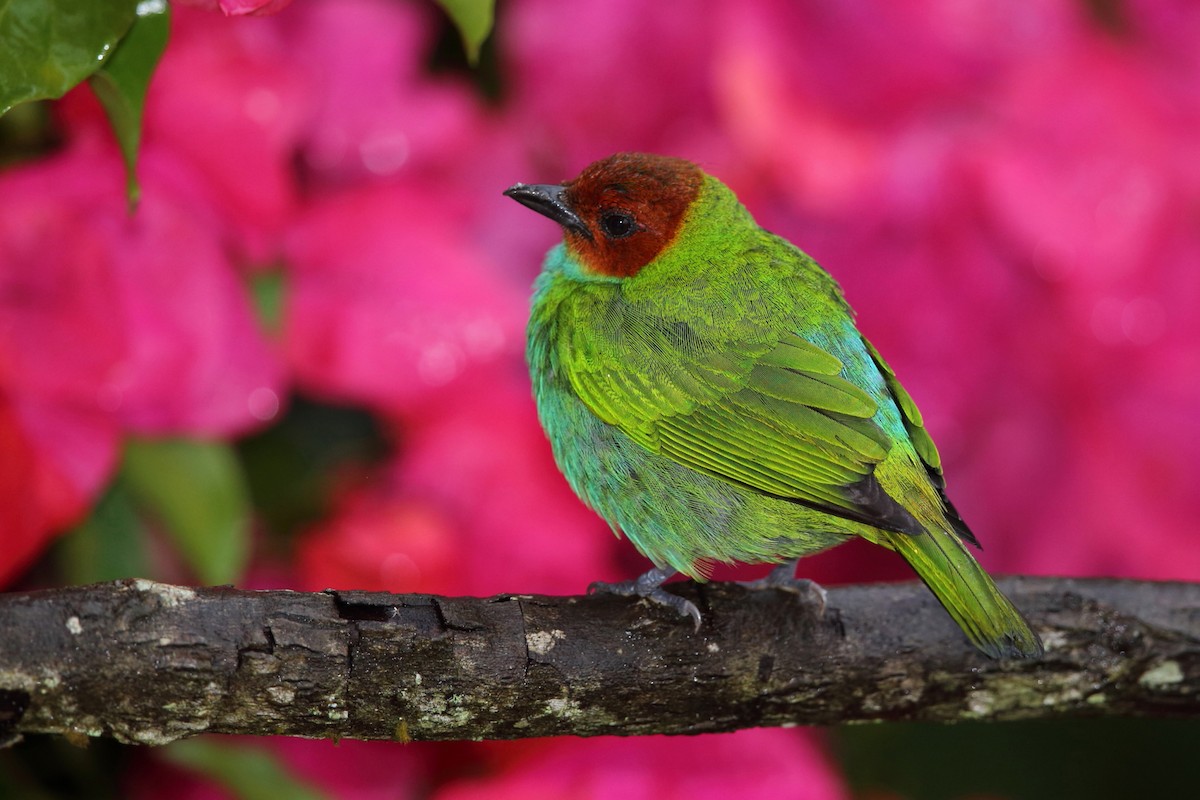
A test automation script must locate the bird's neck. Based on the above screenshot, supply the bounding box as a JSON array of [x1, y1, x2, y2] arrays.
[[619, 178, 759, 301]]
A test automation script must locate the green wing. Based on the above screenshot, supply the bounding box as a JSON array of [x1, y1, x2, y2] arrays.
[[862, 338, 981, 546], [562, 316, 921, 532], [863, 339, 941, 475]]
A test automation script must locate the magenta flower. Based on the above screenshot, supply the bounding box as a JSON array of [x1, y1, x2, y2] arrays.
[[284, 183, 526, 415], [392, 364, 618, 596], [963, 36, 1200, 578], [0, 400, 118, 589], [500, 0, 731, 172], [0, 146, 124, 583], [649, 2, 1200, 584], [296, 363, 615, 597], [282, 0, 488, 187], [434, 730, 846, 800], [173, 0, 294, 17], [143, 5, 309, 262], [125, 737, 429, 800], [0, 135, 284, 585], [296, 486, 463, 595], [269, 737, 429, 800]]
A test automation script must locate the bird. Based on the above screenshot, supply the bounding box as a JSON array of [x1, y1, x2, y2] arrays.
[[505, 152, 1043, 659]]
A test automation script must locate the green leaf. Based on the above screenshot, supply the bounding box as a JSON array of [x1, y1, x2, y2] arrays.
[[163, 740, 329, 800], [436, 0, 494, 65], [57, 481, 150, 585], [89, 0, 170, 208], [249, 267, 286, 336], [0, 0, 140, 116], [122, 438, 252, 586], [237, 397, 387, 537]]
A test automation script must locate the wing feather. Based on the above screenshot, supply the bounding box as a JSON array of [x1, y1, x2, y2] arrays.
[[863, 340, 941, 474], [562, 306, 909, 525]]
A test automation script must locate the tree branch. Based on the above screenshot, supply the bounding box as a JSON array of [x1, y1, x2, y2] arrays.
[[1, 577, 1196, 746]]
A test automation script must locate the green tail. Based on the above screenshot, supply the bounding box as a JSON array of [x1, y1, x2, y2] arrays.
[[889, 529, 1043, 659]]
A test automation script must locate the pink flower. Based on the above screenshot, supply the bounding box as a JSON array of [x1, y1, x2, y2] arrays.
[[271, 738, 429, 800], [0, 146, 125, 583], [1114, 0, 1200, 93], [296, 487, 462, 594], [174, 0, 294, 17], [296, 363, 615, 598], [276, 0, 543, 286], [434, 730, 846, 800], [0, 398, 117, 588], [706, 0, 1078, 216], [102, 157, 288, 436], [974, 40, 1181, 290], [0, 137, 284, 585], [716, 0, 1078, 124], [125, 738, 430, 800], [500, 0, 731, 173], [962, 37, 1200, 579], [626, 3, 1200, 584], [284, 183, 526, 416], [143, 6, 309, 262], [280, 0, 487, 187], [392, 364, 617, 596]]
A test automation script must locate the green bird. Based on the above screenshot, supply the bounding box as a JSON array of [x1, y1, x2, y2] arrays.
[[505, 152, 1042, 659]]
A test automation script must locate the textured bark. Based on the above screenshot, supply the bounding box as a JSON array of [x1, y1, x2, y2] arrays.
[[0, 577, 1196, 746]]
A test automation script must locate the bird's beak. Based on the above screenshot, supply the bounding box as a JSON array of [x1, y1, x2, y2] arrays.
[[503, 183, 593, 240]]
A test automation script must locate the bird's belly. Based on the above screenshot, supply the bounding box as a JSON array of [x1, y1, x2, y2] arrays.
[[534, 381, 857, 578]]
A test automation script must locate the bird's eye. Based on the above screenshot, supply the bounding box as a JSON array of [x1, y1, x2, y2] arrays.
[[599, 210, 637, 239]]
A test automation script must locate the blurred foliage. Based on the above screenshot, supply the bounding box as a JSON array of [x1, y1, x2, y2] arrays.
[[0, 101, 59, 167], [163, 739, 329, 800], [0, 0, 138, 115], [429, 5, 503, 102], [434, 0, 494, 65], [249, 268, 287, 337], [0, 0, 164, 204], [0, 736, 128, 800], [122, 438, 252, 586], [88, 0, 170, 206], [0, 0, 491, 200], [836, 718, 1200, 799], [58, 482, 151, 586], [52, 397, 388, 587], [237, 396, 389, 541]]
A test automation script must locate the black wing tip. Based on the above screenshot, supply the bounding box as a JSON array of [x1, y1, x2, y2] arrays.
[[841, 472, 926, 536], [940, 492, 982, 548]]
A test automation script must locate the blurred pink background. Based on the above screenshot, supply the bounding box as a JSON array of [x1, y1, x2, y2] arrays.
[[3, 0, 1199, 797]]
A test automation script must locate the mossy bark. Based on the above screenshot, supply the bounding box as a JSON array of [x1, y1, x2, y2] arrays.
[[1, 577, 1196, 746]]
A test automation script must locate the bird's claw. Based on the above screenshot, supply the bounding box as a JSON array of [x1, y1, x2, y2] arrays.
[[738, 561, 828, 616], [590, 567, 702, 630], [645, 588, 703, 630]]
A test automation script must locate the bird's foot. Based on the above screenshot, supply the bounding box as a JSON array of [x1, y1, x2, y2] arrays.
[[737, 560, 828, 616], [589, 566, 702, 630]]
